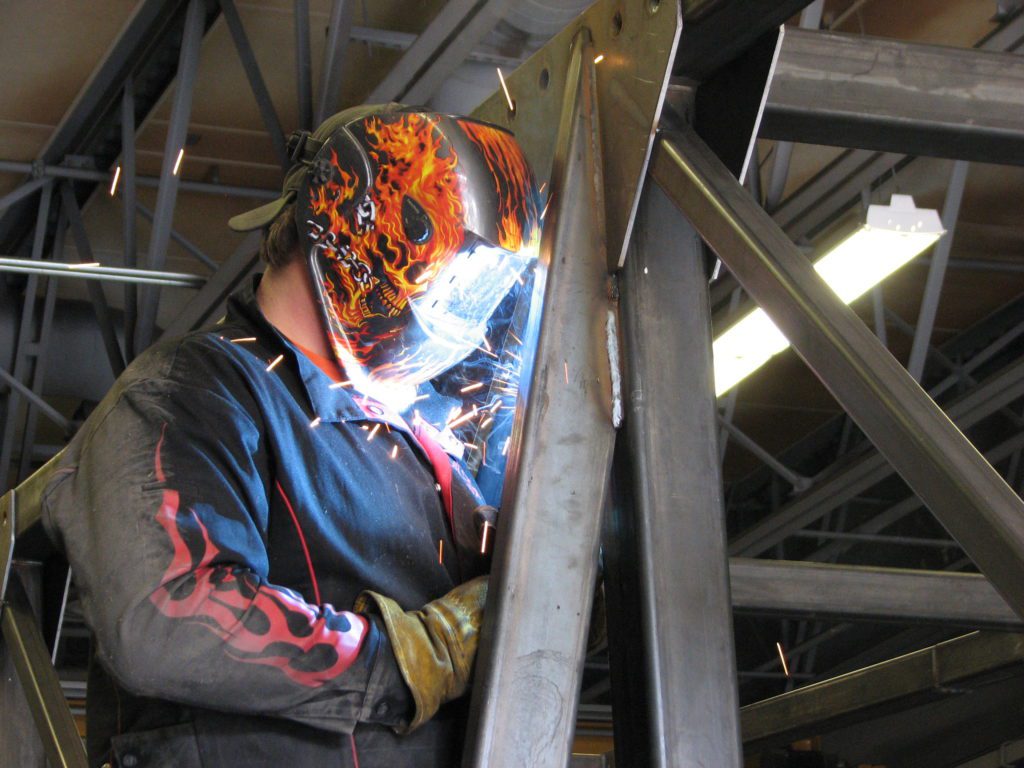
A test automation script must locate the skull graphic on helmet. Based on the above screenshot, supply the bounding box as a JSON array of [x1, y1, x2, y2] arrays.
[[297, 109, 542, 395]]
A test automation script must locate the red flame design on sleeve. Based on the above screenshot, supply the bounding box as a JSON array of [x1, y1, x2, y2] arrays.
[[148, 426, 368, 687]]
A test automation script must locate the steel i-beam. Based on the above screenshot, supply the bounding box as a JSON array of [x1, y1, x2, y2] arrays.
[[618, 181, 743, 766], [134, 0, 205, 354], [462, 30, 616, 768], [652, 124, 1024, 619]]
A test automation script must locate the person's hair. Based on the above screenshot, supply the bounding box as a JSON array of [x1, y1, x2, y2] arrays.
[[259, 202, 300, 269]]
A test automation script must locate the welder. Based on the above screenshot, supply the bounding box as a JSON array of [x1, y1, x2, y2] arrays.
[[25, 103, 541, 767]]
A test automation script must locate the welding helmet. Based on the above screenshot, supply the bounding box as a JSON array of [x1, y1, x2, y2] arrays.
[[232, 105, 542, 403]]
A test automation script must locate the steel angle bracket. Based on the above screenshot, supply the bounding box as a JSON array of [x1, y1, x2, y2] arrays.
[[471, 0, 681, 269]]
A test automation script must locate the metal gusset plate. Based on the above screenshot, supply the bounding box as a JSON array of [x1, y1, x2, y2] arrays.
[[472, 0, 681, 268]]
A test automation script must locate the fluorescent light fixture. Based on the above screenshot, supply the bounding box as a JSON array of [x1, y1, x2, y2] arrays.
[[714, 194, 944, 397]]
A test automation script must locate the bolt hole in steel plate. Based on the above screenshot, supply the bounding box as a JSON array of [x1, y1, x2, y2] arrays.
[[471, 0, 681, 268]]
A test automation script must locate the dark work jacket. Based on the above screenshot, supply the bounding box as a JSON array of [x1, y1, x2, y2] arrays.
[[35, 278, 489, 767]]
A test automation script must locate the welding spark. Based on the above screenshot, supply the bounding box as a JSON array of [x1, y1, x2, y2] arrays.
[[461, 381, 485, 393], [776, 642, 790, 677], [502, 437, 511, 456], [476, 345, 499, 359], [412, 393, 430, 403], [480, 416, 494, 431], [540, 197, 552, 221], [508, 330, 523, 345], [480, 522, 492, 555], [230, 337, 257, 343], [309, 416, 321, 428], [172, 148, 185, 176], [265, 354, 284, 372], [447, 407, 480, 430], [367, 423, 381, 441], [329, 380, 354, 389], [496, 67, 515, 112], [593, 54, 605, 64], [109, 166, 121, 196], [538, 182, 547, 195], [390, 444, 398, 459], [68, 262, 102, 269], [563, 361, 570, 384], [438, 539, 445, 564]]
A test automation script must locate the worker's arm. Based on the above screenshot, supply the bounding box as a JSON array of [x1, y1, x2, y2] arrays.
[[43, 381, 414, 734]]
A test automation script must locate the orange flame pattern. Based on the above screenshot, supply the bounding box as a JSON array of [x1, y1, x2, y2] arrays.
[[308, 113, 465, 361], [457, 119, 541, 253]]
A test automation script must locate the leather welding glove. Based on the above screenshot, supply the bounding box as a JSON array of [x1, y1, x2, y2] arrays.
[[355, 575, 488, 732]]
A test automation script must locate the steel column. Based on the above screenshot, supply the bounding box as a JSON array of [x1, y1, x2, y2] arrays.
[[316, 0, 353, 125], [619, 181, 742, 766], [906, 160, 970, 381], [293, 0, 313, 130], [652, 124, 1024, 618], [463, 30, 616, 768], [219, 0, 289, 168], [121, 75, 139, 359], [134, 0, 205, 354], [59, 184, 126, 377]]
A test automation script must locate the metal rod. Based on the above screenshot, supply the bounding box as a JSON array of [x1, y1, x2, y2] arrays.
[[0, 258, 205, 288], [619, 181, 743, 766], [0, 161, 278, 200], [653, 124, 1024, 619], [294, 0, 313, 130], [219, 0, 290, 168], [907, 160, 970, 381], [59, 183, 126, 376], [134, 203, 216, 271], [160, 231, 261, 340], [717, 415, 812, 491], [790, 529, 960, 549], [0, 368, 70, 433], [807, 430, 1024, 564], [729, 354, 1024, 558], [463, 30, 616, 768], [135, 0, 205, 355], [121, 74, 139, 360], [316, 0, 353, 125]]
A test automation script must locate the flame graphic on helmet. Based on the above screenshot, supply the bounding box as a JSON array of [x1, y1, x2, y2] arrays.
[[308, 113, 464, 363], [457, 119, 541, 254]]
